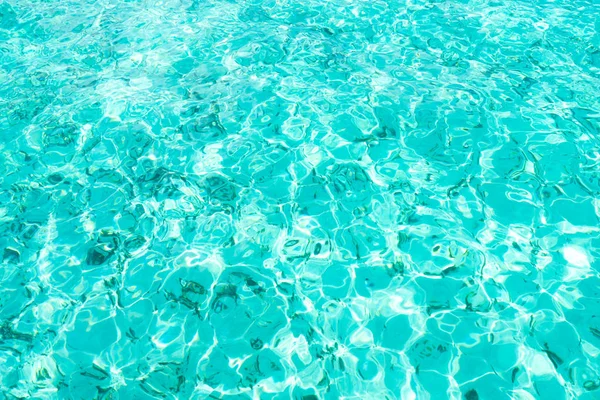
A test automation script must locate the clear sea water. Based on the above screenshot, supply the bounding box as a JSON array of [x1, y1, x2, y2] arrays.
[[1, 0, 600, 399]]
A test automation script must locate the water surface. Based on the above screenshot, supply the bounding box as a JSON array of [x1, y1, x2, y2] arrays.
[[1, 0, 600, 398]]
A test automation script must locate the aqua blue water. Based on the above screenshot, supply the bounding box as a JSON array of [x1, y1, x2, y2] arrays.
[[2, 0, 600, 398]]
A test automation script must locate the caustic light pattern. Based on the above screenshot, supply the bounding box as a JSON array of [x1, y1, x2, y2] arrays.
[[1, 0, 600, 399]]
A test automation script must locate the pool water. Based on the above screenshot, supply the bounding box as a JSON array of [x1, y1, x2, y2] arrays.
[[2, 0, 600, 398]]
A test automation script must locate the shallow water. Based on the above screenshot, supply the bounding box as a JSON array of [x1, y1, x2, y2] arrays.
[[1, 0, 600, 399]]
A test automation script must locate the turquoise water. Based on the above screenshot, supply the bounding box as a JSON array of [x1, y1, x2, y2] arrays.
[[1, 0, 600, 398]]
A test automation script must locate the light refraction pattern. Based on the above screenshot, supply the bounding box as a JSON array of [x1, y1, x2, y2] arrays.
[[1, 0, 600, 398]]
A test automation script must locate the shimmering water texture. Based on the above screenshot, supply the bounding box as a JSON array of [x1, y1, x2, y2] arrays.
[[2, 0, 600, 399]]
